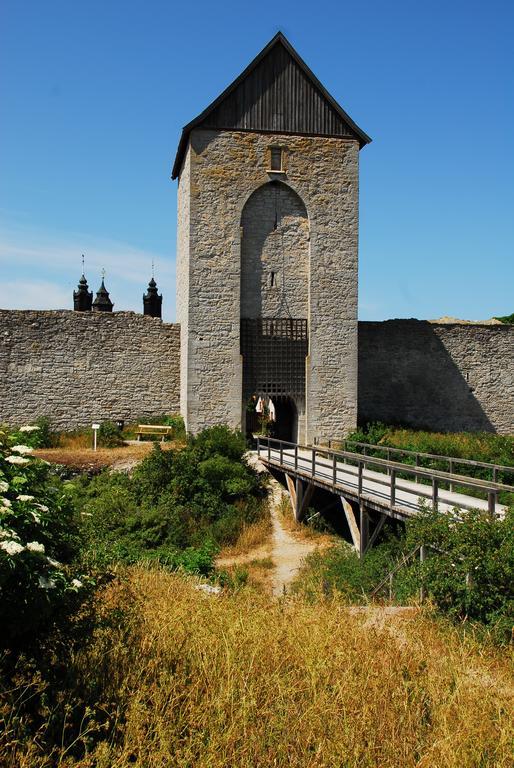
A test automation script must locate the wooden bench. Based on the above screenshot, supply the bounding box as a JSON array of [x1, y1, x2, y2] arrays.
[[136, 424, 174, 442]]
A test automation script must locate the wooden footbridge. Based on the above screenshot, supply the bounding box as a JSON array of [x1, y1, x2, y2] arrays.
[[256, 436, 512, 556]]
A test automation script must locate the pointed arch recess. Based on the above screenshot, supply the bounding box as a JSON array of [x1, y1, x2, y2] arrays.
[[240, 180, 309, 320]]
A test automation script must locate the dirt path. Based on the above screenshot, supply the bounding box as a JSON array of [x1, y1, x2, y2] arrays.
[[265, 470, 323, 595], [218, 453, 330, 595]]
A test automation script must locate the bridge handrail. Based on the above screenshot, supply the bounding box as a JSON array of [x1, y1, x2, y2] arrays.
[[257, 436, 514, 494], [370, 546, 421, 598], [257, 436, 511, 516], [370, 543, 469, 602], [314, 436, 514, 480]]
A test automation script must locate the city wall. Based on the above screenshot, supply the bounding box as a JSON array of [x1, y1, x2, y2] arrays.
[[358, 320, 513, 434], [0, 311, 180, 429], [0, 311, 512, 434]]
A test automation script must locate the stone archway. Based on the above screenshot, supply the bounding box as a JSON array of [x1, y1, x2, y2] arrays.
[[240, 180, 309, 319], [270, 396, 299, 443], [240, 181, 309, 442]]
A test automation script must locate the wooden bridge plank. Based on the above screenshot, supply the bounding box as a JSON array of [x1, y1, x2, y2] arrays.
[[258, 443, 507, 522]]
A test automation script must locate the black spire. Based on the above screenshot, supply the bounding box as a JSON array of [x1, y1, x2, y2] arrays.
[[92, 270, 114, 312], [73, 255, 93, 311], [143, 266, 162, 318]]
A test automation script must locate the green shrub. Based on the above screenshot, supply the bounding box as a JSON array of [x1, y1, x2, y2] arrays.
[[162, 413, 186, 439], [75, 427, 264, 570], [346, 421, 389, 447], [33, 416, 57, 448], [190, 424, 248, 462], [98, 420, 124, 448], [405, 505, 514, 638], [298, 502, 514, 643], [494, 312, 514, 325], [0, 426, 87, 645], [298, 532, 410, 603], [8, 417, 57, 449]]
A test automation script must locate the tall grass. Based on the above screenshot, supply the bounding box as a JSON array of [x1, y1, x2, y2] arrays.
[[2, 567, 512, 767], [346, 424, 514, 468]]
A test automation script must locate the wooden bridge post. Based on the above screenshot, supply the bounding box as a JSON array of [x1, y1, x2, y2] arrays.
[[340, 496, 360, 554], [359, 504, 369, 558], [419, 545, 426, 603], [295, 477, 304, 522], [284, 474, 314, 523]]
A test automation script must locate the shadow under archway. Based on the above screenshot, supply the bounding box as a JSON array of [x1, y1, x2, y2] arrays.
[[269, 396, 298, 443]]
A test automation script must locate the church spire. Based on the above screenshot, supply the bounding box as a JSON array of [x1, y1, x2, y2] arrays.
[[73, 255, 93, 311], [92, 269, 114, 312], [143, 263, 162, 318]]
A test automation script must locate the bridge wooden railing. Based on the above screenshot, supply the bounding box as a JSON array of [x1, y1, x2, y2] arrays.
[[313, 436, 514, 488], [370, 543, 473, 603], [370, 545, 425, 601], [257, 436, 513, 517]]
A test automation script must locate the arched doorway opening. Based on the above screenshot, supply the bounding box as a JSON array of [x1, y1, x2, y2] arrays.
[[240, 180, 309, 443], [270, 396, 298, 444]]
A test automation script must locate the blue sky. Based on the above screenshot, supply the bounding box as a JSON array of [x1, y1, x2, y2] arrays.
[[1, 0, 512, 322]]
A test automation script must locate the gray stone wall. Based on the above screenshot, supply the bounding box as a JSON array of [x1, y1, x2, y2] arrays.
[[241, 181, 309, 319], [177, 128, 360, 440], [358, 321, 514, 434], [176, 145, 191, 421], [0, 311, 512, 436], [0, 310, 180, 429]]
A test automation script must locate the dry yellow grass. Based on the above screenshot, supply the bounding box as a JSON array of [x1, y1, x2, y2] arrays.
[[34, 441, 176, 470], [215, 512, 273, 590], [278, 493, 334, 544], [217, 514, 273, 559], [6, 567, 512, 767]]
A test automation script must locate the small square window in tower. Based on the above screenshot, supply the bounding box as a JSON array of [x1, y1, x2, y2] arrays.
[[270, 147, 283, 171]]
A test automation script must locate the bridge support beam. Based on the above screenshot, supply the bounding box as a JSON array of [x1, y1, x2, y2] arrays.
[[340, 496, 360, 553], [285, 474, 315, 522], [367, 513, 387, 552]]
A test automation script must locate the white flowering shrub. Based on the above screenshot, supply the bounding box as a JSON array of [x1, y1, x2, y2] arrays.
[[0, 426, 84, 644], [7, 416, 57, 450]]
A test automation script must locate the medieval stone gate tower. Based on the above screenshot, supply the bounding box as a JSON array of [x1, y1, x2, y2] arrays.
[[172, 33, 370, 441]]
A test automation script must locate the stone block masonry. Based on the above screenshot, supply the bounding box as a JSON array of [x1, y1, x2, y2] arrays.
[[0, 310, 180, 430], [177, 129, 360, 440], [358, 321, 514, 434], [1, 311, 512, 435]]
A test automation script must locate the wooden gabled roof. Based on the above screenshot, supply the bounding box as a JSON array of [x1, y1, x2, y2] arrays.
[[172, 32, 371, 179]]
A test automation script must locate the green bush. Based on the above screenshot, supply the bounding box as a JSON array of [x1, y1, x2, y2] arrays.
[[345, 421, 389, 447], [494, 312, 514, 325], [405, 505, 514, 638], [298, 502, 514, 643], [190, 424, 248, 462], [298, 532, 411, 603], [98, 420, 124, 448], [0, 427, 87, 646], [74, 427, 264, 571], [162, 413, 186, 439], [8, 417, 57, 449]]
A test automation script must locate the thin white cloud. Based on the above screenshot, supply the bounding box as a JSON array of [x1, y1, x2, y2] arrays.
[[0, 280, 71, 311], [0, 223, 175, 286], [0, 222, 176, 320]]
